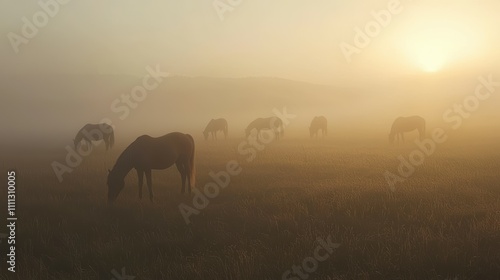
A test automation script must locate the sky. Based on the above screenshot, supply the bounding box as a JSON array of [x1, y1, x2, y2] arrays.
[[2, 0, 500, 149], [2, 0, 499, 84]]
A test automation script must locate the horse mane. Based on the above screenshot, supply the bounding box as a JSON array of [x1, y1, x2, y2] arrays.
[[112, 136, 145, 173]]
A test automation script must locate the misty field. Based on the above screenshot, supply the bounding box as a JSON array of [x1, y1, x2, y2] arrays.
[[1, 139, 500, 280]]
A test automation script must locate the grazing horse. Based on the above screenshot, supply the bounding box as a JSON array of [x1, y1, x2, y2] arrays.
[[107, 132, 195, 203], [203, 118, 228, 140], [310, 116, 327, 138], [389, 116, 426, 144], [74, 123, 114, 151], [245, 117, 284, 140]]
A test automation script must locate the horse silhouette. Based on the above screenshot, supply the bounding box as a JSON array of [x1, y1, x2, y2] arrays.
[[245, 117, 284, 140], [310, 116, 327, 138], [74, 123, 114, 151], [389, 116, 426, 144], [203, 118, 228, 140], [107, 132, 195, 203]]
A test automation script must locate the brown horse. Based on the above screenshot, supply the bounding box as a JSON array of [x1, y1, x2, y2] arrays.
[[309, 116, 327, 138], [203, 118, 228, 140], [389, 116, 426, 144], [245, 117, 284, 140], [74, 123, 114, 151], [107, 132, 195, 203]]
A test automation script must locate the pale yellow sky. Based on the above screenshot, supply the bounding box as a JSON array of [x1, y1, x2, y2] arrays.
[[2, 0, 499, 84]]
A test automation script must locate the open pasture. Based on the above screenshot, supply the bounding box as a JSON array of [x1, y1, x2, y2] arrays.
[[2, 139, 500, 279]]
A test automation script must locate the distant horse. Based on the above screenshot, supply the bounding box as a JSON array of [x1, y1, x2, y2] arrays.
[[310, 116, 327, 138], [74, 123, 114, 151], [203, 118, 228, 140], [245, 117, 284, 140], [107, 132, 195, 203], [389, 116, 426, 144]]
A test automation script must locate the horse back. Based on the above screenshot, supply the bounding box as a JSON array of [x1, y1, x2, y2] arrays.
[[134, 133, 193, 155], [128, 133, 194, 169], [311, 116, 327, 128], [208, 118, 227, 131], [393, 116, 425, 132]]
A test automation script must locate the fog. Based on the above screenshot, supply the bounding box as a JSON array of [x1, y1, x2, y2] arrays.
[[1, 0, 500, 151]]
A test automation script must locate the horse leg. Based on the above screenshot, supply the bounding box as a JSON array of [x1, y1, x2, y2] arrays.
[[176, 162, 186, 193], [145, 169, 153, 202], [137, 169, 144, 199]]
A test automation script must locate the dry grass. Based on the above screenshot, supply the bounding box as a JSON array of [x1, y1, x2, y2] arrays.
[[1, 139, 500, 280]]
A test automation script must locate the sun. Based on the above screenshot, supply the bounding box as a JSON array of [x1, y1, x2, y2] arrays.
[[416, 48, 446, 73], [398, 15, 481, 74]]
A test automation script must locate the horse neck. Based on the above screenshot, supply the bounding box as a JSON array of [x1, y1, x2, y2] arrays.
[[205, 121, 214, 132], [112, 150, 134, 178], [112, 161, 133, 180], [389, 124, 398, 136]]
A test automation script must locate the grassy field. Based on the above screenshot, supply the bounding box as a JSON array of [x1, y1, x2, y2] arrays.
[[1, 138, 500, 280]]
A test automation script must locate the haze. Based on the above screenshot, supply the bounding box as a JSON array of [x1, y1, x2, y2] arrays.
[[2, 2, 500, 279], [1, 0, 500, 149]]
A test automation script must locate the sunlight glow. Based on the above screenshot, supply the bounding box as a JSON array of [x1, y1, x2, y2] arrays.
[[417, 48, 446, 73], [399, 16, 481, 74]]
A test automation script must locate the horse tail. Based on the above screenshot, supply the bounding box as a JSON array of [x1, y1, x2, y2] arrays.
[[186, 134, 196, 188]]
